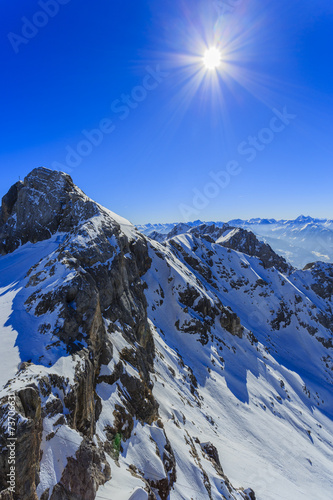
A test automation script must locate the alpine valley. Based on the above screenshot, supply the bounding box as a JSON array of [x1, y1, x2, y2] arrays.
[[0, 168, 332, 500]]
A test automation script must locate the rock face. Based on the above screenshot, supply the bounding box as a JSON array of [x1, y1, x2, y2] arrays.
[[0, 168, 159, 499], [0, 168, 98, 255], [189, 224, 292, 274], [303, 261, 333, 300], [0, 388, 42, 500], [0, 169, 253, 500], [217, 227, 291, 274], [0, 168, 332, 500]]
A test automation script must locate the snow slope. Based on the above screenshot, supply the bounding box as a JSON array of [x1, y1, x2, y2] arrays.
[[0, 170, 332, 500], [142, 234, 333, 499]]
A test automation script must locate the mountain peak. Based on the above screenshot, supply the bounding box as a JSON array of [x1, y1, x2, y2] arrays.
[[26, 165, 70, 181], [294, 215, 313, 223], [0, 167, 97, 254]]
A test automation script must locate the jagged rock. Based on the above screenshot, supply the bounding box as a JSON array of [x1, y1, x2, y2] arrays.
[[216, 226, 291, 274], [49, 440, 110, 500], [190, 223, 230, 242], [0, 168, 98, 255], [0, 181, 22, 226], [304, 262, 333, 300], [200, 442, 224, 476], [244, 489, 256, 500], [164, 222, 291, 274], [178, 285, 200, 309], [119, 373, 159, 424], [64, 354, 98, 436], [220, 308, 243, 338], [0, 388, 42, 500], [0, 168, 158, 498]]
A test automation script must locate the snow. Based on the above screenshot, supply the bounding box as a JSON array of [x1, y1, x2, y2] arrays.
[[100, 205, 139, 241], [122, 422, 166, 481], [0, 236, 65, 388], [100, 321, 140, 379], [230, 218, 333, 268], [37, 416, 83, 499], [150, 322, 333, 500], [96, 464, 147, 500], [142, 233, 333, 500], [128, 489, 149, 500], [1, 186, 333, 500]]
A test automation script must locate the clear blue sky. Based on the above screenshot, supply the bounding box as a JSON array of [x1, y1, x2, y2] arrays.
[[0, 0, 332, 223]]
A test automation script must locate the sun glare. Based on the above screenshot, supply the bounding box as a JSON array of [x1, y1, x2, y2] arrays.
[[203, 47, 221, 70]]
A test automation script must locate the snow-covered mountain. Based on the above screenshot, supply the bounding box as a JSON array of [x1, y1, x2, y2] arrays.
[[138, 217, 333, 269], [0, 169, 333, 500]]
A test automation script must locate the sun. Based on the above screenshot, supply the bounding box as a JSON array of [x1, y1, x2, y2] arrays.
[[203, 47, 221, 70]]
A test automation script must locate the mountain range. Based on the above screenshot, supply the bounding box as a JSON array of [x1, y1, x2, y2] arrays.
[[0, 168, 332, 500], [137, 217, 333, 269]]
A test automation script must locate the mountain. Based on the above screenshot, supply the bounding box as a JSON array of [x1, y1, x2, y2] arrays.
[[0, 169, 333, 500], [138, 216, 333, 269], [229, 217, 333, 269], [136, 221, 209, 237]]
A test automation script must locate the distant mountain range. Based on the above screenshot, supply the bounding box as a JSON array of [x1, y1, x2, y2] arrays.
[[137, 216, 333, 269]]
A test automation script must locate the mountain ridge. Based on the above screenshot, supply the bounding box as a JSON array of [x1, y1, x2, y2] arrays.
[[137, 216, 333, 269], [0, 168, 332, 500]]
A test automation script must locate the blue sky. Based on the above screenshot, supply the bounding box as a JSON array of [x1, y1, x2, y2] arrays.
[[0, 0, 332, 223]]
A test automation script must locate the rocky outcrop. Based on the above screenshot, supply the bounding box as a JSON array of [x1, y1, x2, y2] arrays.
[[177, 284, 243, 340], [200, 442, 224, 476], [49, 439, 111, 500], [0, 168, 98, 255], [190, 223, 230, 242], [216, 226, 292, 274], [0, 490, 14, 500], [220, 308, 243, 338], [303, 262, 333, 301]]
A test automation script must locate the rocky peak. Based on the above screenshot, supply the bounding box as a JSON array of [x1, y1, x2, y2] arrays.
[[164, 222, 192, 240], [216, 226, 292, 274], [189, 223, 231, 242], [0, 167, 98, 255]]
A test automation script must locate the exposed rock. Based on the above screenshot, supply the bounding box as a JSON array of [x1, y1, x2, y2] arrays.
[[200, 442, 224, 476], [119, 373, 159, 424], [190, 223, 230, 242], [0, 181, 23, 226], [0, 388, 42, 500], [304, 262, 333, 301], [0, 168, 99, 255], [0, 490, 14, 500], [216, 226, 292, 274], [50, 440, 110, 500], [220, 308, 243, 338]]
